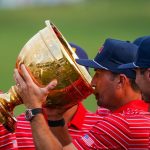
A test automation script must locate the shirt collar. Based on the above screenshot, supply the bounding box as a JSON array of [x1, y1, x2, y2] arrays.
[[67, 102, 87, 130], [113, 100, 148, 113]]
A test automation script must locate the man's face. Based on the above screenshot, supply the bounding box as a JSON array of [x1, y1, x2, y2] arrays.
[[135, 68, 150, 99], [91, 69, 120, 110]]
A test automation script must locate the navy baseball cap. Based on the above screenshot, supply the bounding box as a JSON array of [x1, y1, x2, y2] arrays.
[[119, 36, 150, 69], [69, 43, 88, 59], [76, 38, 138, 79], [133, 36, 150, 46], [69, 42, 89, 71]]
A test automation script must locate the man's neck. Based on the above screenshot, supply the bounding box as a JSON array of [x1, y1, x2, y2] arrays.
[[110, 92, 142, 112]]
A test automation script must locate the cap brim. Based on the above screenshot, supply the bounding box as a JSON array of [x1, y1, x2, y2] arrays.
[[76, 59, 108, 70], [118, 62, 138, 69]]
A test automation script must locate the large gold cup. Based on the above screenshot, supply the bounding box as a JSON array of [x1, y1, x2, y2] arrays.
[[0, 20, 93, 132]]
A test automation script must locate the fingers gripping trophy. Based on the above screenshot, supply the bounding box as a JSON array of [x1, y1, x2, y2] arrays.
[[0, 20, 93, 132]]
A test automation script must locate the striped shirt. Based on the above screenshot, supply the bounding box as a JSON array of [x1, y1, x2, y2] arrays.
[[74, 109, 150, 149], [0, 100, 148, 149], [0, 103, 99, 149]]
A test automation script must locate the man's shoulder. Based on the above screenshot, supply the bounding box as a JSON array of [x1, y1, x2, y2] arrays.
[[17, 113, 25, 120], [16, 113, 31, 129], [95, 110, 150, 130]]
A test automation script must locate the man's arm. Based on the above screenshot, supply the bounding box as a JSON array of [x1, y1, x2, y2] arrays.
[[31, 113, 76, 150], [14, 64, 76, 150], [50, 125, 77, 150], [30, 113, 62, 150]]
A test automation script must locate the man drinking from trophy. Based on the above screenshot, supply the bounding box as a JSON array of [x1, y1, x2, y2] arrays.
[[14, 38, 150, 149]]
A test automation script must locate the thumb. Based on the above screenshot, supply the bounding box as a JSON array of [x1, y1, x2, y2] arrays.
[[46, 79, 58, 92]]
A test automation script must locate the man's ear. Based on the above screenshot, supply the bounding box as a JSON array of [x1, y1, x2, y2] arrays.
[[146, 68, 150, 81], [116, 74, 127, 89]]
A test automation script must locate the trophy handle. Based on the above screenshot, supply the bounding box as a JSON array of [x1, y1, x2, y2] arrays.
[[0, 86, 22, 132]]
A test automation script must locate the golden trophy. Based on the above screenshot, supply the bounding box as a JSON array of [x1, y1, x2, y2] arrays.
[[0, 20, 93, 132]]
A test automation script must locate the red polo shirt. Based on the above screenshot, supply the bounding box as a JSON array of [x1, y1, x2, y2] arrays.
[[74, 100, 150, 149], [0, 100, 149, 149]]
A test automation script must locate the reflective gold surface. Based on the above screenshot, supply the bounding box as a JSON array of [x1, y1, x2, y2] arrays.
[[0, 87, 21, 132], [0, 20, 93, 132]]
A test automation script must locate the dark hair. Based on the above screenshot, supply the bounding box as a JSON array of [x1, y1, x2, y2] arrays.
[[128, 78, 140, 92], [140, 68, 148, 75], [110, 72, 139, 92]]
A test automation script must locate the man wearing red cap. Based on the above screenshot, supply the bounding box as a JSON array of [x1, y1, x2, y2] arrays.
[[14, 38, 150, 149]]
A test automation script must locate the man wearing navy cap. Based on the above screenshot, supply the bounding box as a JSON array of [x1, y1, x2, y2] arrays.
[[119, 36, 150, 102], [76, 38, 145, 112], [14, 38, 150, 149]]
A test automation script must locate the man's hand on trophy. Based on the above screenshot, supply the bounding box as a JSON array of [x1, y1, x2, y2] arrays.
[[13, 64, 57, 109]]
